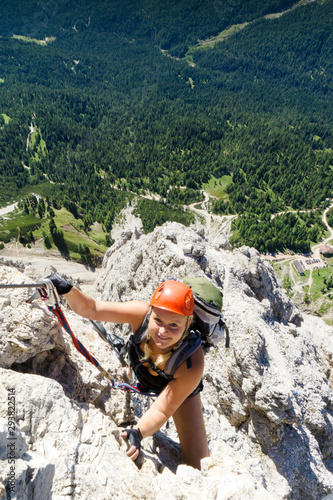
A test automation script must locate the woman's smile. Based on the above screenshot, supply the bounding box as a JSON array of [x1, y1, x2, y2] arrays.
[[157, 331, 170, 341]]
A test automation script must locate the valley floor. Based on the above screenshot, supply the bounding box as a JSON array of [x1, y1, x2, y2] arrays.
[[0, 240, 99, 293]]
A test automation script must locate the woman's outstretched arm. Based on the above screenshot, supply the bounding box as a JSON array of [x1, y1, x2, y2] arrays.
[[63, 286, 149, 332]]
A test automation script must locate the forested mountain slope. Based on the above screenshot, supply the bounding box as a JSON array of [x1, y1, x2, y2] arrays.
[[0, 0, 332, 254]]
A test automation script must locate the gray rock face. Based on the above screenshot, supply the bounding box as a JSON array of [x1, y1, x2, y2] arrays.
[[0, 222, 333, 499]]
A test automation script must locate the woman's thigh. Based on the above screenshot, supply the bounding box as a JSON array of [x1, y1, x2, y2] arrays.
[[172, 393, 209, 470]]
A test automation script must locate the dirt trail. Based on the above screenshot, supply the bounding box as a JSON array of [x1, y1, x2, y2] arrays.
[[187, 191, 236, 236], [0, 241, 99, 292], [0, 203, 19, 217], [321, 204, 333, 243]]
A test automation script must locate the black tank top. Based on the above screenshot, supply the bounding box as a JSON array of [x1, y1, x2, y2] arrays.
[[126, 338, 173, 394], [126, 315, 203, 396]]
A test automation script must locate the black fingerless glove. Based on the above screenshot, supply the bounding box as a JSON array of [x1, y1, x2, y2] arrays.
[[46, 273, 73, 295], [124, 428, 143, 451]]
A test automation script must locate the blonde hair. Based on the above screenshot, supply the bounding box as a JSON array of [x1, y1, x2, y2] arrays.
[[143, 308, 193, 370]]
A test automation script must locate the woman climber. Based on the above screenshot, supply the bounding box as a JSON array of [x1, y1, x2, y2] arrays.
[[47, 274, 209, 470]]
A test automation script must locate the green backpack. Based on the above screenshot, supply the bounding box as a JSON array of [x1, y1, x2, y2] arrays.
[[183, 277, 229, 349]]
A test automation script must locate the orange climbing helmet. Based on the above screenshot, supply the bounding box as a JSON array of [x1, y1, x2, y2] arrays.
[[150, 280, 194, 316]]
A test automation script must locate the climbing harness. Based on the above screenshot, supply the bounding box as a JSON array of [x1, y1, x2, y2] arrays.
[[0, 280, 156, 398]]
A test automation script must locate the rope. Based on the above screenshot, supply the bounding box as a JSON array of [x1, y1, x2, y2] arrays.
[[1, 279, 157, 398], [49, 304, 100, 367], [111, 380, 157, 398], [36, 282, 156, 397]]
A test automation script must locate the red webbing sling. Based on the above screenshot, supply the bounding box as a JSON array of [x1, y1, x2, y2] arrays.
[[35, 281, 156, 397]]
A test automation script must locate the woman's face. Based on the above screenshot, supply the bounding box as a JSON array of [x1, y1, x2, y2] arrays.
[[148, 307, 189, 351]]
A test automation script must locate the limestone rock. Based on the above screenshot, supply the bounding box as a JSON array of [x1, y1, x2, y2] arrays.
[[0, 221, 332, 499], [0, 267, 63, 368]]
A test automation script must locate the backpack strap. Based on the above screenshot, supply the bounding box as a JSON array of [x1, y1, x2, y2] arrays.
[[163, 331, 202, 377], [132, 312, 150, 344]]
